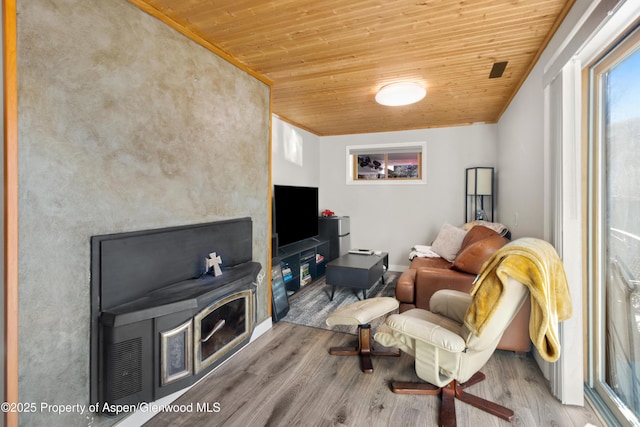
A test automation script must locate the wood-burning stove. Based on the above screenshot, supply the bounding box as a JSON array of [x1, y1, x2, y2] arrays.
[[90, 218, 262, 411]]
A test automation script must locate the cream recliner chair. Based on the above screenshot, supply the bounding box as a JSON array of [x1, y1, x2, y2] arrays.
[[374, 277, 529, 426]]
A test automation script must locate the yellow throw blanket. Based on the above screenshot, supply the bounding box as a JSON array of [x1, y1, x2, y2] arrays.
[[464, 238, 572, 362]]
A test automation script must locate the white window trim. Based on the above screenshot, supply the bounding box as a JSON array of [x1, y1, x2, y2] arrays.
[[345, 141, 427, 185]]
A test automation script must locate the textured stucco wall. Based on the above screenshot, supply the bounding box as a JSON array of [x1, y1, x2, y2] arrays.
[[17, 0, 270, 425]]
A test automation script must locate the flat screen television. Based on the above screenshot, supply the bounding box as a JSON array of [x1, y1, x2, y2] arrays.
[[273, 185, 319, 247]]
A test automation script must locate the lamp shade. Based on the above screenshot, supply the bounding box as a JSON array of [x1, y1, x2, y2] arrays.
[[375, 82, 426, 106], [466, 167, 493, 196]]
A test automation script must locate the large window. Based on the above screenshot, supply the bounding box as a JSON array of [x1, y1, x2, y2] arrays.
[[588, 23, 640, 427]]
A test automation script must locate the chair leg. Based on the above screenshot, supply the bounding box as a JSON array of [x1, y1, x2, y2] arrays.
[[328, 324, 400, 373], [391, 381, 440, 395], [440, 383, 457, 427], [456, 371, 486, 390], [454, 373, 514, 422], [389, 371, 514, 426]]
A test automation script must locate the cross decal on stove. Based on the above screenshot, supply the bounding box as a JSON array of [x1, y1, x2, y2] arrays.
[[206, 252, 223, 276]]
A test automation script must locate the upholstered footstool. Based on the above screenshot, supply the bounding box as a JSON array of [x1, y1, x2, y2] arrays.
[[326, 297, 400, 373]]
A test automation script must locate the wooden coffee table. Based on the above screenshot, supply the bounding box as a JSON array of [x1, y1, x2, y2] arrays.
[[325, 252, 388, 300]]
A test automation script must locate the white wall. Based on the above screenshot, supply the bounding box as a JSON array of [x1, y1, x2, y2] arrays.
[[271, 120, 499, 271], [496, 65, 546, 240], [272, 116, 321, 186], [318, 125, 497, 270]]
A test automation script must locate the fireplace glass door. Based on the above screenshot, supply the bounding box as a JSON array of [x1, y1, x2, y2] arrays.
[[194, 290, 252, 374]]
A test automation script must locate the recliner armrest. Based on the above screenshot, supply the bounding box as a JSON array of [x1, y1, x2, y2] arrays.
[[385, 313, 466, 352]]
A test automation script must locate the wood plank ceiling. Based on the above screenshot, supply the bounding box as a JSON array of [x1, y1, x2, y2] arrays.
[[130, 0, 574, 136]]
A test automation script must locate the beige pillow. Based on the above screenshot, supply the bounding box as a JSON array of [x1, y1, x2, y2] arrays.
[[431, 223, 467, 262]]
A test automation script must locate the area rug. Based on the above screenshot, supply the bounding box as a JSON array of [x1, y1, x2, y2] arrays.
[[281, 271, 400, 335]]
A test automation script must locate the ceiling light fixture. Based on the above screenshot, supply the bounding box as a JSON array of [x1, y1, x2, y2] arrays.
[[375, 82, 426, 106]]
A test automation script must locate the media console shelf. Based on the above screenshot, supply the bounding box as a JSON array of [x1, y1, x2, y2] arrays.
[[277, 237, 329, 294]]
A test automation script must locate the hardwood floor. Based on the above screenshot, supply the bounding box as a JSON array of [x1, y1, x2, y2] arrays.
[[146, 322, 601, 427]]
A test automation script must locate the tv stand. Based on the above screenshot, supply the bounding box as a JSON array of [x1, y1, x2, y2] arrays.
[[277, 238, 329, 294]]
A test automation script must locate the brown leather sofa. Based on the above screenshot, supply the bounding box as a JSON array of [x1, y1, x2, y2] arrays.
[[395, 225, 532, 353]]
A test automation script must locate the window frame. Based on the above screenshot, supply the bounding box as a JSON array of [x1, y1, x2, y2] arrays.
[[586, 22, 640, 427], [345, 141, 427, 185]]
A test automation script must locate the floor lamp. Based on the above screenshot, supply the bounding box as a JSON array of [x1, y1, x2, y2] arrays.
[[465, 167, 494, 223]]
